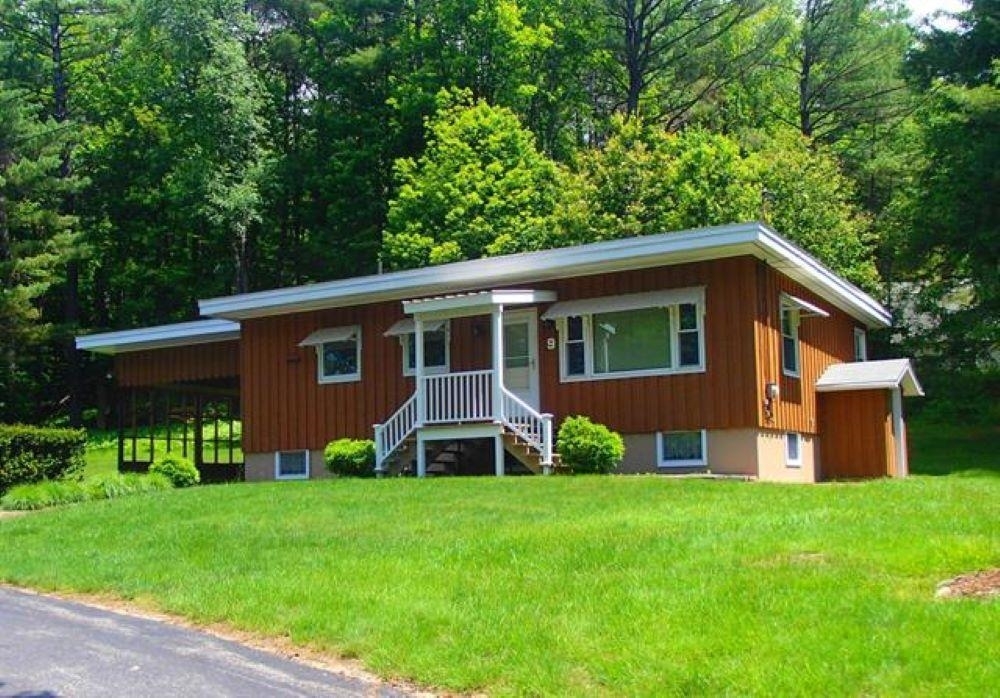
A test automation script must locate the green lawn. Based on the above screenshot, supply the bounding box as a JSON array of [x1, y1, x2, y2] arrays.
[[1, 426, 997, 696]]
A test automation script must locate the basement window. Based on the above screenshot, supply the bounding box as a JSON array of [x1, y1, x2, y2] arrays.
[[658, 430, 707, 468], [276, 450, 310, 480], [785, 433, 802, 467]]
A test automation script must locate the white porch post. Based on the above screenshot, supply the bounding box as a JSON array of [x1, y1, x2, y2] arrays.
[[491, 305, 505, 477], [415, 316, 426, 426], [891, 386, 907, 477], [491, 305, 505, 421], [414, 316, 426, 478]]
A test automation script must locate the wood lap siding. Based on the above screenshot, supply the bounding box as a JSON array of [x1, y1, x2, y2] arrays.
[[115, 341, 240, 388], [818, 390, 895, 479], [754, 264, 857, 435]]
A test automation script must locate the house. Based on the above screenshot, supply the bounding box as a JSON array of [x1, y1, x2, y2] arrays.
[[76, 222, 923, 482]]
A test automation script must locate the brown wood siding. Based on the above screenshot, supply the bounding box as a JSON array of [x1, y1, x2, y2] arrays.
[[818, 390, 895, 479], [537, 257, 761, 434], [116, 341, 240, 388], [242, 256, 765, 453], [753, 264, 859, 435]]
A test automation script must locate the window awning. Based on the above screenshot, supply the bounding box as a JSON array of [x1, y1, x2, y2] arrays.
[[782, 293, 830, 318], [298, 326, 357, 347], [542, 287, 704, 320], [383, 318, 446, 337]]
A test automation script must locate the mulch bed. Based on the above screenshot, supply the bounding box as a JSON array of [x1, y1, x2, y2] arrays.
[[936, 569, 1000, 599]]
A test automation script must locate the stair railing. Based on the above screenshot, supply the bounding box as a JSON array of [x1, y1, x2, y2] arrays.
[[373, 392, 418, 473], [500, 387, 554, 467]]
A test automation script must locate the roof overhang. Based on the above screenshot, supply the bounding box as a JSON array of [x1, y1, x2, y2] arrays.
[[198, 222, 892, 328], [75, 319, 240, 355], [781, 293, 831, 318], [402, 289, 557, 320], [816, 359, 924, 397]]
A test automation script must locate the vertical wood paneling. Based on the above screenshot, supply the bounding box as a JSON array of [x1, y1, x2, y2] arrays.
[[818, 390, 893, 479], [754, 264, 859, 435], [116, 341, 240, 387]]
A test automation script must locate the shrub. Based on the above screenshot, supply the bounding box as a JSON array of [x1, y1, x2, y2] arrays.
[[324, 438, 376, 477], [86, 472, 174, 500], [1, 480, 89, 511], [149, 454, 201, 488], [2, 473, 174, 511], [0, 424, 86, 494], [557, 416, 625, 474]]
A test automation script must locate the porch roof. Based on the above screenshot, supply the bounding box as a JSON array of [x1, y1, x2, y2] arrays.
[[816, 359, 924, 397], [75, 319, 240, 355], [402, 289, 557, 319]]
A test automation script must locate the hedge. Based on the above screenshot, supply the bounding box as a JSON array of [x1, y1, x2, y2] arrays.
[[0, 424, 87, 494]]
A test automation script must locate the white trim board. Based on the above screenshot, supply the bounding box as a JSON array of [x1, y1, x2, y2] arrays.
[[75, 319, 240, 355], [199, 223, 891, 328]]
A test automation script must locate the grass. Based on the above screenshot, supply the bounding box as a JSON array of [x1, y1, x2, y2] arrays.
[[83, 426, 242, 479], [1, 425, 997, 696]]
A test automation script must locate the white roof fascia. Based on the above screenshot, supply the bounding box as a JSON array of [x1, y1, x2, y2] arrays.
[[542, 287, 704, 320], [198, 222, 890, 328], [816, 359, 924, 397], [75, 319, 240, 355], [298, 325, 359, 347], [756, 229, 890, 328]]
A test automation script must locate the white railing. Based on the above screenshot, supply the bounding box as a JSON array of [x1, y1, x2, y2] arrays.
[[375, 371, 554, 473], [424, 370, 494, 424], [374, 393, 417, 472], [501, 387, 554, 467]]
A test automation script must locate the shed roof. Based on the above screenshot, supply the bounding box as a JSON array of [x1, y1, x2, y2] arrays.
[[198, 222, 892, 328], [816, 359, 924, 397]]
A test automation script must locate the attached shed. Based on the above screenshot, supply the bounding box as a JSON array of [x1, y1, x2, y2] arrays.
[[816, 359, 923, 480]]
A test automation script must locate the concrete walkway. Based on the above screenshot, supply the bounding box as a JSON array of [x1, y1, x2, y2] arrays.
[[0, 586, 416, 697]]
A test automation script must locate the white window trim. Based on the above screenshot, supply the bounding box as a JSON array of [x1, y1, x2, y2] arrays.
[[781, 304, 800, 378], [555, 288, 706, 382], [401, 322, 451, 377], [275, 450, 310, 480], [657, 430, 708, 468], [315, 325, 362, 384], [853, 328, 867, 362], [785, 433, 802, 467]]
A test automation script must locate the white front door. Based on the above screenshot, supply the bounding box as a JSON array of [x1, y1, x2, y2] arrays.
[[502, 309, 539, 409]]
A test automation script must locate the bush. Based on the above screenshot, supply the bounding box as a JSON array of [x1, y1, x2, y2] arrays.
[[149, 454, 201, 488], [557, 416, 625, 474], [2, 473, 174, 511], [324, 438, 376, 477], [0, 424, 86, 494]]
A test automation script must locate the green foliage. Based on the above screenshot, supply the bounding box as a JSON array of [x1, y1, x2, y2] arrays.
[[1, 472, 173, 510], [0, 425, 86, 493], [556, 415, 625, 474], [384, 90, 569, 268], [324, 438, 376, 478], [149, 454, 200, 488]]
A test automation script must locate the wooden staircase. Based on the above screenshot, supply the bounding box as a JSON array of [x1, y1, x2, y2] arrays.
[[379, 429, 563, 476]]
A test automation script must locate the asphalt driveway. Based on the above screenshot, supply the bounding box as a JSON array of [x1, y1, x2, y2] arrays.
[[0, 586, 415, 697]]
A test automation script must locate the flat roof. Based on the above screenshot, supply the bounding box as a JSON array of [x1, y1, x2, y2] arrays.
[[816, 359, 924, 397], [198, 222, 892, 328], [75, 319, 240, 355]]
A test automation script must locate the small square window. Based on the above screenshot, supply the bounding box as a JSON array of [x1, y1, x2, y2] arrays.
[[276, 450, 309, 480], [315, 326, 361, 383], [785, 433, 802, 467], [403, 326, 449, 376], [658, 430, 707, 468]]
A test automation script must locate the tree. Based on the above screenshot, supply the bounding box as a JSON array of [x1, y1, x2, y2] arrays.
[[383, 90, 572, 268], [0, 82, 78, 422]]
